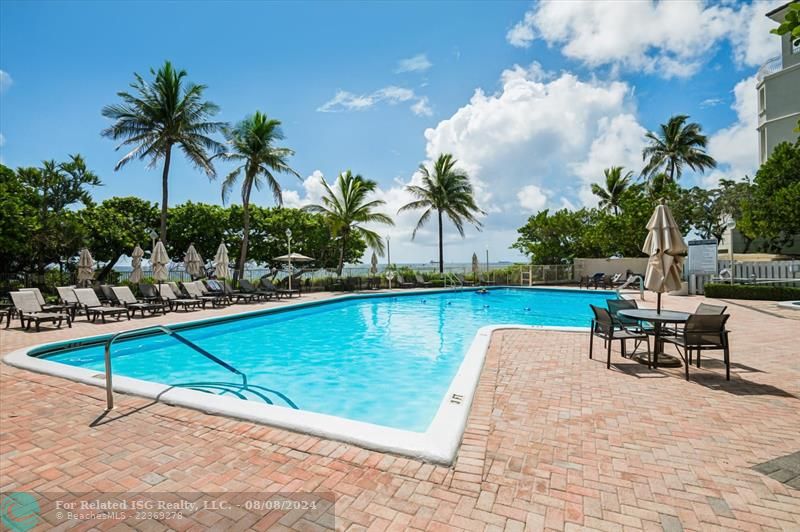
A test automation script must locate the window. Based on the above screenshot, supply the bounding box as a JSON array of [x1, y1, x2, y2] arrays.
[[760, 129, 767, 162], [758, 86, 766, 113]]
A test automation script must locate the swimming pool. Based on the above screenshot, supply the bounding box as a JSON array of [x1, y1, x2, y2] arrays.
[[6, 287, 617, 463]]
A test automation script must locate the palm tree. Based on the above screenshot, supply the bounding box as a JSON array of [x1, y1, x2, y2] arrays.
[[214, 111, 300, 280], [101, 60, 224, 243], [642, 114, 716, 183], [304, 171, 394, 275], [591, 166, 633, 215], [398, 153, 484, 273]]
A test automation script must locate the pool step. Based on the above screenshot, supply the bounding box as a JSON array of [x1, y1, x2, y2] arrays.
[[174, 381, 298, 409]]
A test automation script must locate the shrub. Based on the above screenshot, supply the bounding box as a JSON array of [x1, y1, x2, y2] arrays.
[[703, 283, 800, 301]]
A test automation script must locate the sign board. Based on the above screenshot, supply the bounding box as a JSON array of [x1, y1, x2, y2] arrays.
[[687, 239, 718, 274]]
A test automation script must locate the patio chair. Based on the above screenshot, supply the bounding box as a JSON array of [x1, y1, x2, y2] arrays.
[[415, 274, 433, 288], [157, 284, 204, 311], [696, 303, 727, 315], [578, 275, 594, 289], [259, 278, 296, 299], [183, 281, 228, 307], [455, 273, 475, 287], [239, 279, 273, 301], [73, 288, 130, 323], [395, 274, 416, 288], [138, 283, 161, 302], [56, 285, 82, 318], [662, 313, 731, 381], [100, 284, 120, 305], [111, 286, 168, 317], [589, 273, 606, 289], [9, 291, 71, 331], [589, 304, 651, 369]]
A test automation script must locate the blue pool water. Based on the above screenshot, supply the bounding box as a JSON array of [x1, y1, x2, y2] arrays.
[[41, 288, 615, 432]]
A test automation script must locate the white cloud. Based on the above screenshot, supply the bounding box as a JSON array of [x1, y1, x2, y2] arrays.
[[700, 97, 725, 108], [705, 74, 760, 186], [517, 185, 549, 212], [395, 53, 432, 73], [318, 85, 431, 117], [283, 170, 327, 208], [507, 0, 783, 78], [0, 70, 11, 93], [411, 97, 432, 117]]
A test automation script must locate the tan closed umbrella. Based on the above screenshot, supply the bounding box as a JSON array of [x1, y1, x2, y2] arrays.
[[370, 252, 378, 275], [129, 245, 144, 283], [642, 201, 687, 312], [151, 241, 170, 282], [77, 248, 94, 287], [214, 241, 230, 279], [472, 252, 480, 274], [184, 243, 204, 278]]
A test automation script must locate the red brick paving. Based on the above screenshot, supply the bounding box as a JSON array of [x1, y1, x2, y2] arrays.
[[1, 292, 799, 530]]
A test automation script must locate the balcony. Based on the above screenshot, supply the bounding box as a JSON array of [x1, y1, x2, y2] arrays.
[[757, 56, 782, 82]]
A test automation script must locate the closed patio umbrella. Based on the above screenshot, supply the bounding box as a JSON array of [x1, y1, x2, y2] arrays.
[[77, 248, 94, 286], [370, 252, 378, 275], [214, 241, 230, 279], [151, 240, 170, 282], [129, 245, 144, 283], [184, 243, 204, 278], [472, 252, 480, 274], [643, 201, 687, 312]]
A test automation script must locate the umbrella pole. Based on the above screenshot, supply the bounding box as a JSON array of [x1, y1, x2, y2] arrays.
[[657, 292, 662, 313]]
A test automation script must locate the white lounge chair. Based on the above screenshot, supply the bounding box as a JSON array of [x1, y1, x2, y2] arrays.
[[73, 288, 130, 323], [111, 286, 168, 317], [9, 291, 71, 331]]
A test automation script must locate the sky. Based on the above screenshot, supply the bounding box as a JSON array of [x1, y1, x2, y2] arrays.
[[0, 0, 783, 264]]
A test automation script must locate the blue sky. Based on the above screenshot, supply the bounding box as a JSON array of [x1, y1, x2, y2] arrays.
[[0, 0, 781, 262]]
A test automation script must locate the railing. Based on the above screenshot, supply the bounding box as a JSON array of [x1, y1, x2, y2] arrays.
[[102, 325, 245, 410], [444, 272, 463, 289], [617, 275, 644, 300], [757, 55, 782, 81]]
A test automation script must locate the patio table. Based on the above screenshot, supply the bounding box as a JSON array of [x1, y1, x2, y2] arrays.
[[619, 309, 690, 368]]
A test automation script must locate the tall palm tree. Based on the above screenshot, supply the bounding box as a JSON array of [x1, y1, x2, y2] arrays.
[[101, 60, 224, 242], [591, 166, 633, 215], [214, 111, 300, 280], [398, 153, 484, 273], [642, 114, 716, 183], [304, 171, 394, 275]]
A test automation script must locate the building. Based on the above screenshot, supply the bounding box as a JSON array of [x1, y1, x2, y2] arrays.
[[756, 1, 800, 164]]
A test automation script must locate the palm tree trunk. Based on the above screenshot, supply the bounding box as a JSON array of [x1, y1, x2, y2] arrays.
[[159, 144, 173, 243], [669, 161, 676, 183], [337, 231, 348, 276], [438, 209, 444, 274]]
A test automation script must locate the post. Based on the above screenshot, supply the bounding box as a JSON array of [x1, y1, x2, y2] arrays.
[[286, 228, 293, 291], [485, 245, 489, 283], [104, 342, 114, 410]]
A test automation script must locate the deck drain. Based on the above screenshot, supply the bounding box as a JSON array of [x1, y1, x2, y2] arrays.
[[752, 451, 800, 490], [450, 393, 464, 405]]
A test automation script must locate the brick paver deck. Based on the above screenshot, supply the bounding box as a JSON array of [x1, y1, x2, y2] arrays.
[[1, 291, 798, 531]]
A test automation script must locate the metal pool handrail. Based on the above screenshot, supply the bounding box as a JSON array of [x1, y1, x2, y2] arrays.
[[444, 272, 463, 289], [102, 324, 246, 411]]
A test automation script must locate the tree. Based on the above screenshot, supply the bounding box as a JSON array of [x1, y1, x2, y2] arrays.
[[591, 166, 633, 215], [738, 141, 800, 251], [15, 155, 101, 273], [512, 209, 591, 264], [165, 202, 230, 262], [213, 112, 300, 280], [398, 153, 485, 273], [0, 164, 38, 273], [81, 197, 160, 281], [642, 115, 716, 182], [304, 171, 393, 275], [101, 60, 224, 243]]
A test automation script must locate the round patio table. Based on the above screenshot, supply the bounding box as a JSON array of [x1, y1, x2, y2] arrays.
[[619, 309, 690, 368]]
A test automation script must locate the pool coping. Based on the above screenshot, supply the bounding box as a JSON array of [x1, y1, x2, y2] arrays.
[[3, 287, 597, 465]]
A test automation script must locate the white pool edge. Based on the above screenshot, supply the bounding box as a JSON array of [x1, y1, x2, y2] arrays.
[[3, 289, 591, 465]]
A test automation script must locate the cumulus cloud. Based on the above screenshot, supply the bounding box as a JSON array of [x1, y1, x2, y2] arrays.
[[517, 185, 549, 213], [282, 170, 328, 208], [395, 53, 432, 73], [705, 75, 760, 186], [318, 85, 431, 117], [506, 0, 782, 78], [0, 70, 12, 92]]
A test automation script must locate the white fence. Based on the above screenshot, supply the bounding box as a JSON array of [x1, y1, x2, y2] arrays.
[[690, 259, 800, 294]]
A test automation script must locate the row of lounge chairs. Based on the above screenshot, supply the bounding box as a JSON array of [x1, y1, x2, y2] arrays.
[[6, 278, 299, 331], [393, 273, 493, 289], [579, 272, 642, 290]]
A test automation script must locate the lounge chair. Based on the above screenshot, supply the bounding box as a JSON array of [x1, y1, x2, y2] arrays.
[[111, 286, 168, 317], [220, 280, 259, 303], [138, 283, 161, 302], [20, 287, 74, 317], [260, 278, 297, 299], [589, 304, 650, 368], [9, 291, 71, 331], [73, 288, 130, 323], [414, 274, 432, 288], [100, 284, 120, 305], [183, 281, 227, 307], [157, 284, 204, 311], [56, 286, 81, 318], [454, 273, 475, 287], [239, 279, 273, 301], [662, 313, 731, 380], [395, 274, 416, 288]]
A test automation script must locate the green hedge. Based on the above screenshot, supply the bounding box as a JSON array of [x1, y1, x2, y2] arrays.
[[704, 283, 800, 301]]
